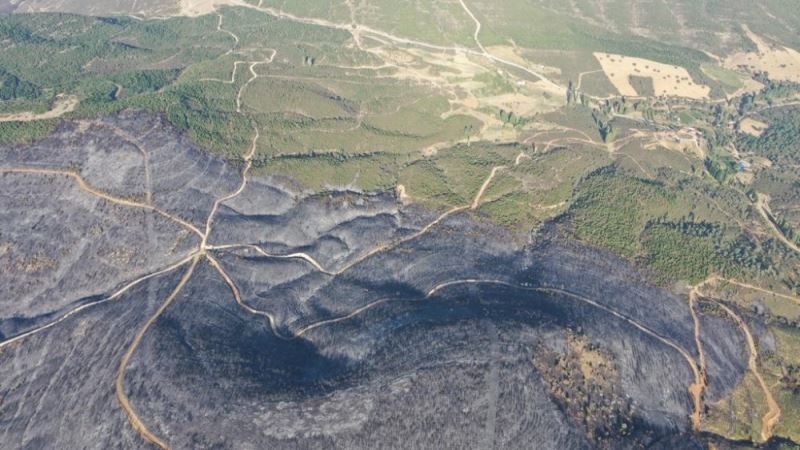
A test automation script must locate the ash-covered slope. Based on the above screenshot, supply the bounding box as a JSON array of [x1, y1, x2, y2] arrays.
[[0, 111, 750, 449]]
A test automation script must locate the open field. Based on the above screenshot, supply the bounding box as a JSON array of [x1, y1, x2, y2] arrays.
[[594, 52, 711, 98], [725, 26, 800, 84]]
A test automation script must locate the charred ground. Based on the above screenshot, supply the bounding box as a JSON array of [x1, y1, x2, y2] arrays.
[[0, 111, 780, 449]]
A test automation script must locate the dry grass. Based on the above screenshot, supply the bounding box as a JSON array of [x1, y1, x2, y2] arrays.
[[725, 26, 800, 84], [740, 118, 768, 137], [177, 0, 248, 16], [594, 52, 711, 99]]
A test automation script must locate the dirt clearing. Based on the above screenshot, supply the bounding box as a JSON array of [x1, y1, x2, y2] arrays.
[[740, 118, 768, 137], [178, 0, 247, 16], [0, 95, 78, 123]]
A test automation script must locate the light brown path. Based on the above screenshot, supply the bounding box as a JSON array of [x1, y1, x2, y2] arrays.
[[756, 193, 800, 255], [0, 167, 203, 237], [0, 95, 78, 123], [206, 253, 283, 338], [115, 256, 200, 450], [201, 124, 259, 249], [717, 277, 800, 305], [0, 253, 197, 350], [715, 302, 781, 442], [206, 243, 332, 275], [688, 282, 712, 429], [471, 165, 506, 209]]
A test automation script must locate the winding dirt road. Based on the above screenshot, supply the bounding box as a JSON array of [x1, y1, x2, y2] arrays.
[[115, 256, 200, 450], [456, 0, 562, 92], [0, 253, 197, 351], [691, 276, 784, 441], [716, 302, 781, 442], [0, 167, 203, 237], [687, 281, 713, 429], [756, 193, 800, 255]]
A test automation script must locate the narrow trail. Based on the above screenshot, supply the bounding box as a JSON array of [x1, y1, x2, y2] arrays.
[[576, 69, 603, 90], [688, 283, 711, 429], [215, 13, 239, 55], [199, 61, 246, 84], [472, 150, 527, 209], [206, 243, 332, 275], [692, 276, 784, 440], [235, 53, 276, 114], [715, 302, 781, 442], [115, 256, 200, 450], [0, 167, 203, 237], [458, 0, 486, 54], [455, 0, 562, 93], [515, 152, 530, 165], [201, 124, 260, 249], [240, 2, 564, 93], [328, 204, 469, 275], [105, 125, 155, 205], [0, 253, 197, 351], [206, 253, 283, 338], [471, 165, 506, 209], [716, 277, 800, 305]]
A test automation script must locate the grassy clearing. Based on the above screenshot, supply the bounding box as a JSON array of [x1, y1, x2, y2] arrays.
[[767, 326, 800, 442], [259, 152, 400, 192], [0, 120, 59, 145], [479, 191, 538, 229], [703, 372, 767, 442], [702, 65, 746, 93]]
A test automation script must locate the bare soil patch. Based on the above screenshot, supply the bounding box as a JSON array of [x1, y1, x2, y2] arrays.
[[0, 95, 78, 123], [740, 118, 768, 137]]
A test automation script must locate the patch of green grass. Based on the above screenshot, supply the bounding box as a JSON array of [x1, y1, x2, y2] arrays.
[[629, 75, 655, 97], [259, 151, 399, 192], [0, 119, 59, 145], [473, 71, 516, 96], [480, 191, 538, 229], [398, 159, 461, 207], [701, 64, 745, 93]]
